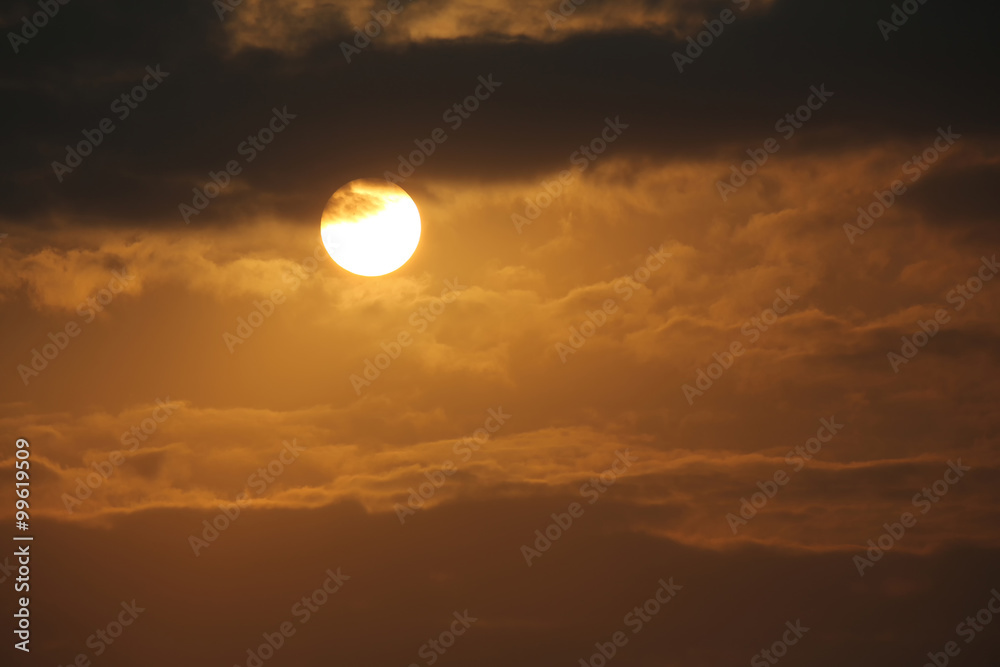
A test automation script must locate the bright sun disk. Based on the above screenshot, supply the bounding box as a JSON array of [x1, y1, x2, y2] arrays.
[[320, 179, 421, 277]]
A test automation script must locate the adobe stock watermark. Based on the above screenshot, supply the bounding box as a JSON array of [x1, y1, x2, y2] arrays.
[[350, 278, 468, 395], [845, 126, 960, 244], [878, 0, 930, 41], [394, 406, 512, 524], [716, 85, 834, 201], [383, 75, 502, 184], [54, 600, 145, 664], [233, 568, 349, 667], [853, 459, 970, 576], [672, 0, 750, 73], [51, 65, 170, 182], [281, 244, 329, 291], [555, 244, 668, 363], [188, 439, 306, 556], [887, 254, 997, 373], [179, 106, 297, 224], [750, 620, 810, 667], [520, 449, 637, 566], [223, 290, 287, 353], [0, 557, 16, 585], [17, 268, 136, 386], [7, 0, 72, 54], [407, 611, 478, 667], [577, 578, 683, 667], [227, 245, 337, 353], [213, 0, 243, 21], [340, 0, 416, 62], [546, 0, 587, 29], [726, 417, 844, 534], [682, 287, 800, 405], [61, 398, 178, 512], [512, 116, 628, 234], [921, 588, 1000, 667]]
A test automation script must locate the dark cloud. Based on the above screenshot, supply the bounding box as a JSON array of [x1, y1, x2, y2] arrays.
[[903, 162, 1000, 241], [3, 501, 999, 667], [1, 0, 998, 228]]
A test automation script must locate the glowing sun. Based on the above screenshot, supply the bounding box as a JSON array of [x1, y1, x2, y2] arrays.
[[320, 179, 421, 277]]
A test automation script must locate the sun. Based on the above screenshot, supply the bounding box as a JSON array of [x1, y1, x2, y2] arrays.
[[320, 179, 421, 277]]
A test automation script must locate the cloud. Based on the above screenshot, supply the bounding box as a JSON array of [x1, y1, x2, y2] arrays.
[[219, 0, 780, 53], [2, 0, 998, 228], [7, 500, 1000, 666], [1, 113, 998, 567]]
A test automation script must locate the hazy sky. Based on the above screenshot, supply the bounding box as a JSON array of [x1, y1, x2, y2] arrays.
[[2, 0, 999, 665]]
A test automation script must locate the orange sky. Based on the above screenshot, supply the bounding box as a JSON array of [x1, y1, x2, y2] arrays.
[[2, 0, 999, 665]]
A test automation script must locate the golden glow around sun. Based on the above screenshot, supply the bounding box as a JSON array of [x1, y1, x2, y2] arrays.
[[320, 179, 421, 277]]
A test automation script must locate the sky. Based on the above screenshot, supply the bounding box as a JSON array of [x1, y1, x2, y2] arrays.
[[2, 0, 1000, 665]]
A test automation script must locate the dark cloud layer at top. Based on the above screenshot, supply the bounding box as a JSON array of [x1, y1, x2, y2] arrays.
[[1, 0, 998, 228]]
